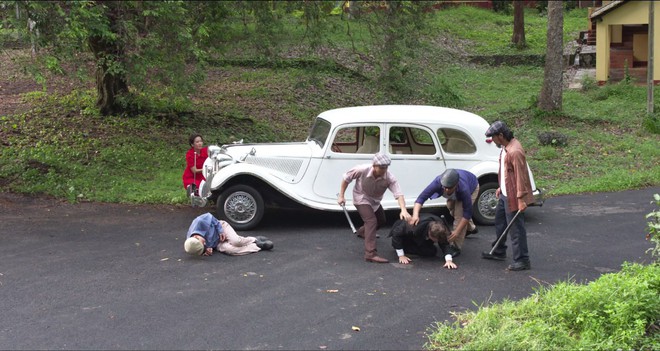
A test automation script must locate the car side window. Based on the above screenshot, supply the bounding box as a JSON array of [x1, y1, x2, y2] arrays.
[[356, 126, 381, 154], [388, 126, 436, 155], [332, 126, 382, 154], [438, 128, 476, 154], [331, 127, 357, 153]]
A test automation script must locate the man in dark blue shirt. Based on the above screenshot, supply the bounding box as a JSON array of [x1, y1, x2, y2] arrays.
[[409, 169, 479, 254]]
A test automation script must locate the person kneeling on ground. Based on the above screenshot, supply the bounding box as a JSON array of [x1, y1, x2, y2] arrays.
[[409, 169, 480, 257], [390, 213, 459, 269], [184, 213, 273, 256]]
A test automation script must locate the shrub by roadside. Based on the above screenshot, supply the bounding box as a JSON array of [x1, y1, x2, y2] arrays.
[[425, 262, 660, 350]]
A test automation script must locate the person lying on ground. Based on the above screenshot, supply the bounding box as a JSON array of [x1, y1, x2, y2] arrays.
[[184, 213, 273, 256]]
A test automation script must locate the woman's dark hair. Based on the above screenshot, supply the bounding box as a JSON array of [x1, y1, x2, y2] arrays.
[[188, 134, 203, 147]]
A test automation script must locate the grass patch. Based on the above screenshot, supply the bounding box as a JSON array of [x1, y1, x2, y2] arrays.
[[428, 6, 588, 55], [425, 263, 660, 350]]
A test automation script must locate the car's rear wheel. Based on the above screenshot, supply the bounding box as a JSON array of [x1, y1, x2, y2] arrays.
[[473, 182, 498, 225], [217, 185, 265, 231]]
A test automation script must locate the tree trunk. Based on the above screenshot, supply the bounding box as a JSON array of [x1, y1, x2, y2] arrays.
[[88, 1, 129, 116], [512, 1, 526, 49], [93, 60, 129, 116], [538, 1, 563, 112]]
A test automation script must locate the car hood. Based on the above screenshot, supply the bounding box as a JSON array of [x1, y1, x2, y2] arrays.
[[206, 141, 316, 185], [220, 141, 313, 160]]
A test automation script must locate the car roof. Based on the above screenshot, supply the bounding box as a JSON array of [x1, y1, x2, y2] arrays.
[[317, 105, 490, 131]]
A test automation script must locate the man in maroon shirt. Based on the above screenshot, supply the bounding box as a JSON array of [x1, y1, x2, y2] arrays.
[[481, 121, 535, 271]]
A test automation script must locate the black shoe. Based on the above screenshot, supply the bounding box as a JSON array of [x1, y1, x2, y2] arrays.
[[466, 227, 479, 236], [255, 236, 269, 243], [481, 251, 506, 261], [256, 240, 273, 251], [507, 261, 531, 271], [356, 233, 380, 239]]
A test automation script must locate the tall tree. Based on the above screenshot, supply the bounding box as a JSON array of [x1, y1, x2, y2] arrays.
[[538, 0, 563, 111], [6, 1, 217, 116], [512, 0, 526, 49], [351, 1, 433, 95]]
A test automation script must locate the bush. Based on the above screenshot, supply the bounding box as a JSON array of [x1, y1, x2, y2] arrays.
[[425, 263, 660, 350], [537, 131, 568, 147], [643, 114, 660, 134]]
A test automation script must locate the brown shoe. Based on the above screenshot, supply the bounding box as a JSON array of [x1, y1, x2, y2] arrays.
[[365, 255, 389, 263]]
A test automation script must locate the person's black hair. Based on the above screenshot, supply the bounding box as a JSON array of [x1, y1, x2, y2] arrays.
[[428, 221, 449, 244], [188, 134, 203, 147]]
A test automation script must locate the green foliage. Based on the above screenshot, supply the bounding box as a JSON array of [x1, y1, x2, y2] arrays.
[[534, 145, 559, 160], [643, 113, 660, 134], [348, 1, 435, 97], [5, 1, 215, 115], [491, 1, 512, 15], [0, 89, 183, 203], [623, 59, 634, 84], [425, 263, 660, 350], [647, 194, 660, 260], [1, 1, 658, 203], [428, 6, 587, 55], [441, 60, 659, 195], [423, 75, 465, 108], [116, 88, 195, 120], [580, 74, 599, 92]]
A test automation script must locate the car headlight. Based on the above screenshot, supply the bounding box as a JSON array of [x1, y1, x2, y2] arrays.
[[208, 145, 222, 159]]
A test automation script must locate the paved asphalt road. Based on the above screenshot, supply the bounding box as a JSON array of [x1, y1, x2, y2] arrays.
[[1, 187, 658, 350]]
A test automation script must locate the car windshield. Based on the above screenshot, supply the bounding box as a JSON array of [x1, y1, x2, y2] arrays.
[[306, 117, 331, 148]]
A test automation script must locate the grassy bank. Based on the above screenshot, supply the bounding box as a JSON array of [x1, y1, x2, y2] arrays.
[[426, 262, 660, 350], [0, 6, 658, 203]]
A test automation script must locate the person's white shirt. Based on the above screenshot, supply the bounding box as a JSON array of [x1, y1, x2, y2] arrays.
[[500, 147, 508, 197]]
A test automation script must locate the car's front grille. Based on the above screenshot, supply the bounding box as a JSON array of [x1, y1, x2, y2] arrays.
[[247, 157, 303, 177]]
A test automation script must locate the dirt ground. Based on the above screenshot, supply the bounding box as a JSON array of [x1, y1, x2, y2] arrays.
[[0, 49, 93, 117]]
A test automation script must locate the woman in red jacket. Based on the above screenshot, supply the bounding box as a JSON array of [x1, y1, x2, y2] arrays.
[[182, 134, 208, 196]]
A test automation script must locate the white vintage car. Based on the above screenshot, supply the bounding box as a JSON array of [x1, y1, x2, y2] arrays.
[[196, 105, 543, 230]]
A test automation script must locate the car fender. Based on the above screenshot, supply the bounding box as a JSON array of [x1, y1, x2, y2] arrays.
[[467, 161, 499, 181]]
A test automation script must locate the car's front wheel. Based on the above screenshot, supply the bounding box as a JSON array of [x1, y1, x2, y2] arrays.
[[216, 185, 265, 231], [473, 182, 498, 225]]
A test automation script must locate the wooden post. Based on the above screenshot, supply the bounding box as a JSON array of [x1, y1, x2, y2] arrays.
[[648, 1, 654, 114]]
